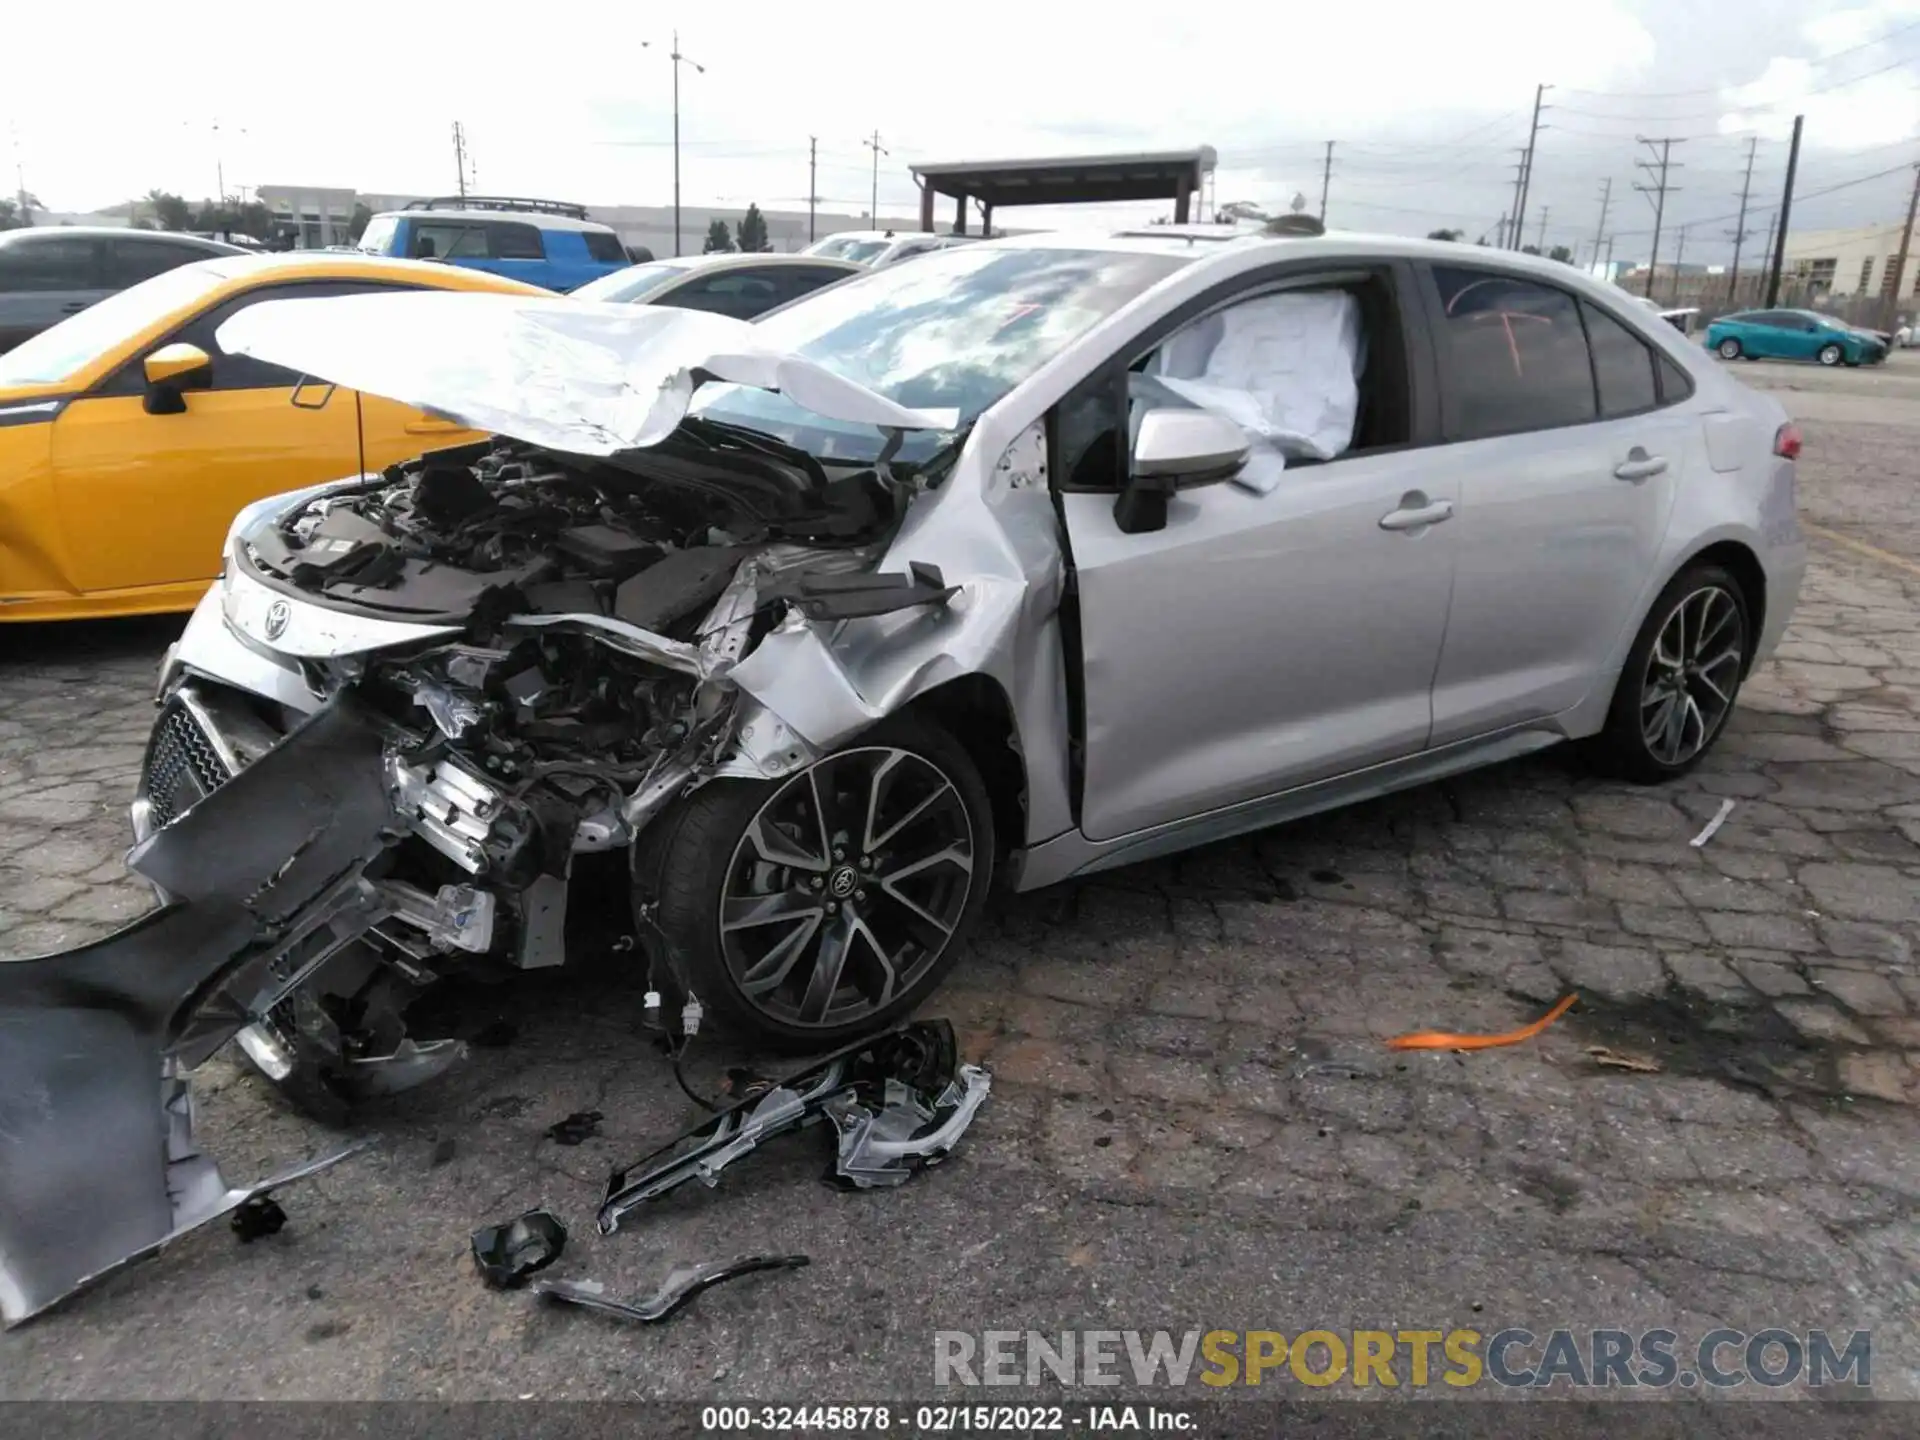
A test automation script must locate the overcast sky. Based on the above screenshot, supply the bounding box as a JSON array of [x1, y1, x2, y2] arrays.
[[9, 0, 1920, 262]]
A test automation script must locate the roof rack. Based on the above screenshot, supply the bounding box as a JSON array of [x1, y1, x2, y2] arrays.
[[402, 196, 590, 220]]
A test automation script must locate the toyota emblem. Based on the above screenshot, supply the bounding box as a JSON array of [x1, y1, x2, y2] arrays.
[[264, 600, 291, 641]]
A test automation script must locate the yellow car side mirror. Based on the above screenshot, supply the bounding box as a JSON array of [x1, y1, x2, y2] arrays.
[[142, 343, 212, 415]]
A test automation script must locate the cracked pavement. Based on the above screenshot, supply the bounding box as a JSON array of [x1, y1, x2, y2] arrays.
[[1, 360, 1917, 1401]]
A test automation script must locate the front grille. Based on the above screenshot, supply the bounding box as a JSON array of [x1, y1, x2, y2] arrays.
[[140, 700, 232, 830]]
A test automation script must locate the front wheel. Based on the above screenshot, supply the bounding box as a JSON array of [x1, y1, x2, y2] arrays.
[[645, 715, 995, 1050], [1588, 564, 1751, 783], [1717, 338, 1742, 360], [1818, 343, 1844, 366]]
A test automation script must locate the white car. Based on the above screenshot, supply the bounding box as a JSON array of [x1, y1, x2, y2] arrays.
[[801, 229, 976, 267]]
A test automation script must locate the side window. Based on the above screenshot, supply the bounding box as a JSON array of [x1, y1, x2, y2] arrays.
[[410, 223, 482, 260], [484, 222, 545, 260], [662, 270, 781, 319], [106, 280, 406, 394], [1051, 368, 1128, 492], [1657, 354, 1694, 404], [582, 231, 627, 263], [1431, 265, 1595, 440], [106, 239, 215, 288], [0, 237, 100, 291], [1580, 301, 1659, 418], [776, 266, 849, 303]]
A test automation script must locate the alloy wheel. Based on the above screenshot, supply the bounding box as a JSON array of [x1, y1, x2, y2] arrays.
[[1819, 344, 1843, 366], [716, 747, 975, 1029], [1638, 585, 1745, 767], [1717, 339, 1740, 360]]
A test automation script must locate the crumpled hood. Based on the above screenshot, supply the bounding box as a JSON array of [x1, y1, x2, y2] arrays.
[[215, 291, 956, 457]]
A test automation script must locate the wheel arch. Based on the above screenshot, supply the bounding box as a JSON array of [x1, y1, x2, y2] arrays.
[[1673, 538, 1768, 673], [900, 674, 1028, 863]]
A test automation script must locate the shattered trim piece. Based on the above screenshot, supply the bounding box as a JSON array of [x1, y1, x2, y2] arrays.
[[470, 1208, 568, 1289], [535, 1254, 809, 1325], [598, 1020, 985, 1234], [1689, 798, 1736, 848]]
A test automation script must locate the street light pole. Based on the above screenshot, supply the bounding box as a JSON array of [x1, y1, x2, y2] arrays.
[[864, 131, 888, 223], [649, 32, 705, 257]]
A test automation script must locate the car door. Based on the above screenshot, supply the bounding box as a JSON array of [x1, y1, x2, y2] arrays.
[[1417, 264, 1685, 744], [1054, 261, 1458, 842], [0, 235, 107, 350], [48, 279, 372, 597]]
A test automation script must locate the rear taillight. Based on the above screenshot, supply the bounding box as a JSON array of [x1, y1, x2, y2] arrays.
[[1774, 422, 1802, 460]]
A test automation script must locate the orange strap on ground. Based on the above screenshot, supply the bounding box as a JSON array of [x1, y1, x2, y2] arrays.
[[1384, 993, 1579, 1051]]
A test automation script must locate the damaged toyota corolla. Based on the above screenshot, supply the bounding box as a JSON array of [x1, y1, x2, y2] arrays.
[[2, 230, 1805, 1322]]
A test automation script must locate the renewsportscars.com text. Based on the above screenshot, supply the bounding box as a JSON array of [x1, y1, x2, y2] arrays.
[[933, 1328, 1872, 1390]]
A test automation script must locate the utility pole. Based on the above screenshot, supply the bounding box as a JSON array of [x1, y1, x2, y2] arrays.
[[1319, 141, 1336, 222], [1724, 137, 1758, 305], [864, 130, 888, 224], [1887, 163, 1920, 327], [1513, 83, 1552, 251], [1604, 235, 1616, 275], [1589, 178, 1612, 272], [1634, 136, 1684, 300], [452, 122, 469, 198], [1672, 224, 1690, 305], [807, 137, 818, 243], [1507, 148, 1529, 248], [1535, 204, 1550, 251], [1765, 114, 1804, 307]]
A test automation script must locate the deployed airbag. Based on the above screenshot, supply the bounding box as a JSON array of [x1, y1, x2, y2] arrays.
[[1149, 289, 1364, 492]]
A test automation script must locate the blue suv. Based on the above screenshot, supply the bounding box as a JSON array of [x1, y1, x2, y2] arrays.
[[355, 197, 630, 293]]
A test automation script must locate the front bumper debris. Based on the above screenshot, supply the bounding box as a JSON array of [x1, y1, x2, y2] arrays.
[[598, 1019, 990, 1233], [0, 696, 395, 1326]]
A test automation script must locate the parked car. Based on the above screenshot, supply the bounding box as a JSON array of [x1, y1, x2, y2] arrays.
[[353, 196, 629, 293], [128, 230, 1802, 1115], [1706, 308, 1887, 366], [0, 253, 547, 622], [569, 252, 862, 319], [0, 227, 246, 352], [801, 229, 977, 267]]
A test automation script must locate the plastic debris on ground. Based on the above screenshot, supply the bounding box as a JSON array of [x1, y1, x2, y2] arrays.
[[1587, 1045, 1663, 1074], [599, 1019, 990, 1234], [228, 1195, 288, 1243], [544, 1111, 605, 1146], [1384, 994, 1580, 1052], [470, 1208, 568, 1288], [1689, 799, 1737, 848], [535, 1254, 810, 1326]]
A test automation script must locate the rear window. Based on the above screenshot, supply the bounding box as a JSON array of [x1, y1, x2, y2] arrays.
[[571, 262, 692, 303], [1432, 266, 1597, 440], [483, 222, 544, 260], [582, 231, 627, 263]]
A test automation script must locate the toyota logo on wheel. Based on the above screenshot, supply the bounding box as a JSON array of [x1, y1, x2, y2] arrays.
[[264, 600, 291, 641]]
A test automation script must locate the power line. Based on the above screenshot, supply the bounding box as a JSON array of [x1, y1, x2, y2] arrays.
[[1560, 17, 1920, 99]]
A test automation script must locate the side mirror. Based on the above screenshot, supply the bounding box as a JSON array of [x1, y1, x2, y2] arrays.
[[1114, 408, 1250, 534], [142, 343, 212, 415]]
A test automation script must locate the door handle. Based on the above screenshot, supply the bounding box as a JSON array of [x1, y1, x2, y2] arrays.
[[1378, 497, 1455, 531], [59, 301, 89, 314], [1614, 447, 1668, 481]]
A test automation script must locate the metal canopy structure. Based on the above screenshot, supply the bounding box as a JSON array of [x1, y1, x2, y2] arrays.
[[910, 147, 1217, 235]]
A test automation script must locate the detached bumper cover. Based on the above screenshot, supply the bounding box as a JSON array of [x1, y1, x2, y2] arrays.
[[0, 697, 393, 1326]]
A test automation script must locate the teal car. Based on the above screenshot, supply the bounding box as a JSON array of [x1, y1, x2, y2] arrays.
[[1706, 308, 1887, 367]]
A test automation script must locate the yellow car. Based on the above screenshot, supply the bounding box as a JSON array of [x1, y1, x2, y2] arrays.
[[0, 253, 546, 622]]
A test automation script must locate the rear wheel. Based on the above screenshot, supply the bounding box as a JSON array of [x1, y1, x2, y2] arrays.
[[1589, 563, 1751, 783], [1716, 337, 1742, 360], [1818, 342, 1844, 366], [646, 715, 994, 1049]]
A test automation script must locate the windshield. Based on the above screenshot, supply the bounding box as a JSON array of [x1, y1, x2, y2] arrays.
[[0, 262, 230, 387], [570, 262, 692, 303], [357, 215, 400, 255], [692, 244, 1187, 464]]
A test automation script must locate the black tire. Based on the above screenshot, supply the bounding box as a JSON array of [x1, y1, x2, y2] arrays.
[[644, 714, 995, 1050], [1818, 343, 1844, 366], [1588, 563, 1751, 784], [1716, 338, 1742, 360]]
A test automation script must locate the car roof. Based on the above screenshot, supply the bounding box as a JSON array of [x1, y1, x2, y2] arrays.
[[371, 206, 615, 233], [0, 227, 246, 251], [655, 252, 865, 274], [191, 251, 551, 293]]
